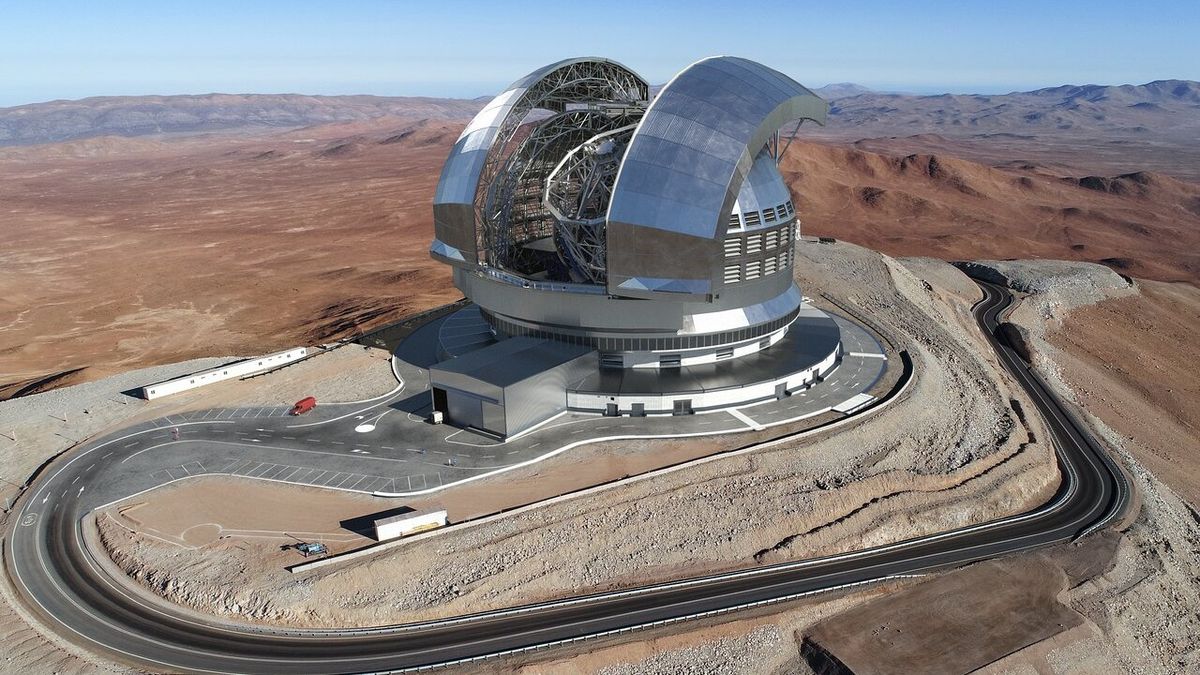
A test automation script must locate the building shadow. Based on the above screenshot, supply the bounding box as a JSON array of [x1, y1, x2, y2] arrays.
[[339, 506, 416, 541]]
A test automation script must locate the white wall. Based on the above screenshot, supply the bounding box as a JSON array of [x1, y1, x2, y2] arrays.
[[568, 344, 841, 415], [141, 347, 308, 400], [616, 326, 788, 370], [375, 510, 449, 541]]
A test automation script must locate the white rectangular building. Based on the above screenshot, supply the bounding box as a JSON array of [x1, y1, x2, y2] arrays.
[[374, 510, 449, 541], [141, 347, 308, 399]]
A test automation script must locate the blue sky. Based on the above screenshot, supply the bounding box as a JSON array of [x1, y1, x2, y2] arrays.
[[2, 0, 1197, 107]]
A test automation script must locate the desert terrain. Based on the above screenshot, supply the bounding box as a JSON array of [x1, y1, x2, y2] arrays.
[[1, 81, 1198, 674], [3, 83, 1199, 400], [81, 241, 1058, 630]]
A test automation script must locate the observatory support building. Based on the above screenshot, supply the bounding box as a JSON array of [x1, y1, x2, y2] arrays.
[[424, 56, 844, 438]]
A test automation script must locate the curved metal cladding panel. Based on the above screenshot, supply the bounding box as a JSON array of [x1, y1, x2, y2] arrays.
[[606, 57, 827, 299], [733, 150, 791, 216], [431, 57, 647, 268]]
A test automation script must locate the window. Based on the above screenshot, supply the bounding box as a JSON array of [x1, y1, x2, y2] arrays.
[[659, 355, 681, 368], [764, 206, 777, 222], [759, 337, 771, 351], [745, 260, 762, 280], [744, 211, 761, 227], [724, 238, 742, 258], [729, 213, 742, 230], [746, 235, 763, 254], [723, 265, 741, 284], [715, 348, 734, 360], [600, 353, 623, 369]]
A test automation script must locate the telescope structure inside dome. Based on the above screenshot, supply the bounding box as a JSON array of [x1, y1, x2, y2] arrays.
[[426, 56, 850, 437]]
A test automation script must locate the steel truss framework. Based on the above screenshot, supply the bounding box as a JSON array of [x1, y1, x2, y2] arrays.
[[472, 60, 649, 265], [483, 110, 641, 276], [543, 123, 639, 283]]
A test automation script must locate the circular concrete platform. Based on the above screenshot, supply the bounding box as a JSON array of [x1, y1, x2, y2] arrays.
[[431, 302, 848, 416]]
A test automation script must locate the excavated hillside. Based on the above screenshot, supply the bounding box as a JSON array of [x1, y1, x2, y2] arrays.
[[92, 240, 1061, 628]]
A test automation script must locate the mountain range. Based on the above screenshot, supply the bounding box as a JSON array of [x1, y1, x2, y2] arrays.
[[2, 80, 1198, 147]]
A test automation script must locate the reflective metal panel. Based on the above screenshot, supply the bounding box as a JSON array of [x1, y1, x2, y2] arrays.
[[606, 57, 827, 298]]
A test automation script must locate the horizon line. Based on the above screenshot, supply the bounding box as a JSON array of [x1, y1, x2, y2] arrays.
[[3, 77, 1198, 110]]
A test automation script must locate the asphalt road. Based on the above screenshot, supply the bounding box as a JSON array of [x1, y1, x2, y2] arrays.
[[3, 281, 1128, 674]]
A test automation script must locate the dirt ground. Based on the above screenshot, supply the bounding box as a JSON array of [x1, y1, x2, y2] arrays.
[[85, 242, 1061, 632], [104, 475, 389, 551], [1044, 279, 1200, 507], [3, 117, 1198, 401], [800, 557, 1085, 675], [578, 262, 1200, 675], [0, 120, 461, 400]]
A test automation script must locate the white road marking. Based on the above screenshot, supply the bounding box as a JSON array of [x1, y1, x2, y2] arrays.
[[728, 407, 765, 431]]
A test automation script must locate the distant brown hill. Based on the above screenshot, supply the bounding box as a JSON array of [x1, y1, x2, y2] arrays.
[[2, 115, 1197, 399], [781, 141, 1200, 282], [823, 80, 1200, 136], [5, 79, 1199, 152], [803, 80, 1200, 181], [0, 93, 486, 146]]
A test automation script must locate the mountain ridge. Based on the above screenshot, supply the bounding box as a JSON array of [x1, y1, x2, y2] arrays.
[[3, 79, 1197, 147]]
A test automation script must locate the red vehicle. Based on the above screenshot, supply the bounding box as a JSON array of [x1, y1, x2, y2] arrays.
[[290, 396, 317, 415]]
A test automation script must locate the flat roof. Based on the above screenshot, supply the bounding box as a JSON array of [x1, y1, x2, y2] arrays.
[[429, 336, 594, 388], [374, 509, 447, 527]]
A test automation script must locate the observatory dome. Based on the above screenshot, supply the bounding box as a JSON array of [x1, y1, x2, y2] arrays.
[[429, 56, 828, 367]]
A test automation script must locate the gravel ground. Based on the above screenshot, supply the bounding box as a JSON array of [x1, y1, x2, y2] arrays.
[[957, 259, 1136, 318], [189, 342, 399, 407], [555, 257, 1196, 675], [973, 259, 1200, 673], [94, 241, 1061, 629], [596, 625, 787, 675]]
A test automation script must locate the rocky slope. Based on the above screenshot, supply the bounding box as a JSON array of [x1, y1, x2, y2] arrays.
[[583, 259, 1200, 675], [91, 240, 1060, 629], [959, 259, 1200, 673]]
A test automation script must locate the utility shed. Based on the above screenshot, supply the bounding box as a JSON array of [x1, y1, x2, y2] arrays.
[[429, 336, 596, 438]]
